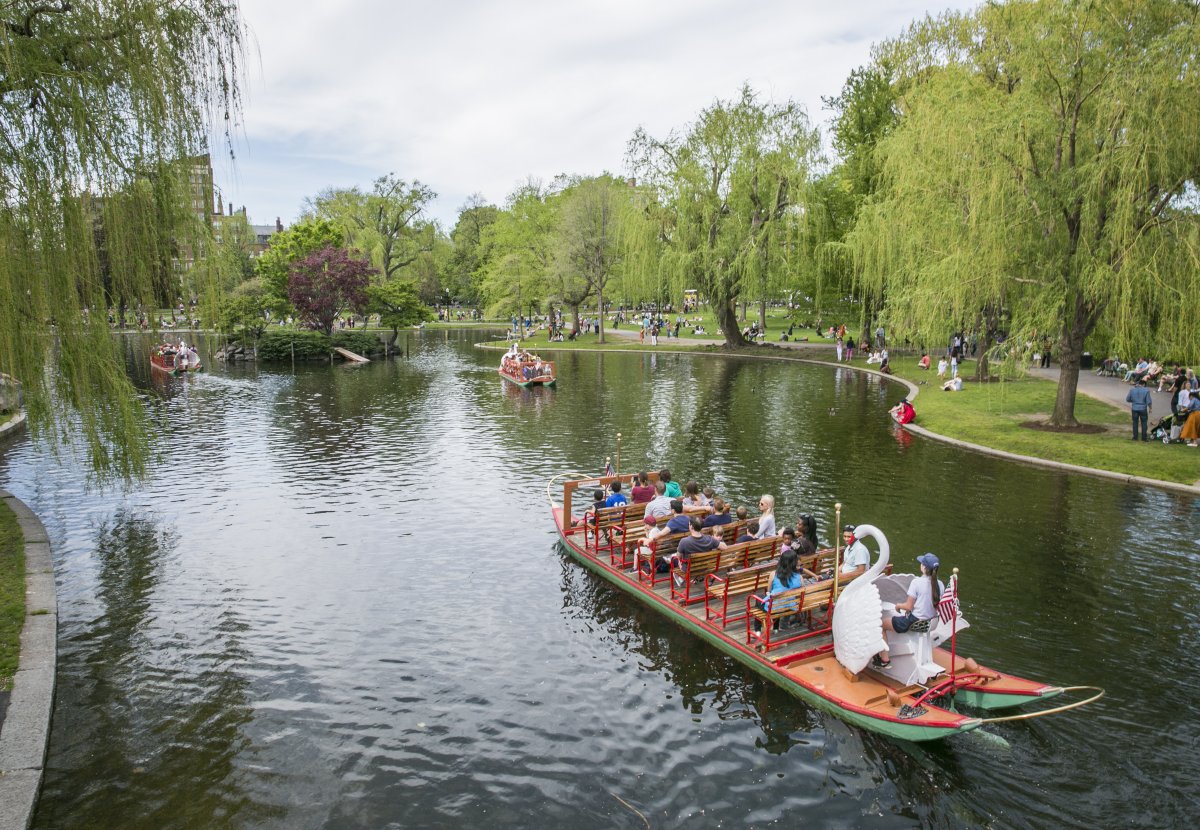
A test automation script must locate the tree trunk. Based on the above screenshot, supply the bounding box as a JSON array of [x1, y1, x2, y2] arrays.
[[597, 288, 605, 344], [1049, 301, 1090, 427], [716, 299, 747, 348], [571, 304, 581, 336], [386, 327, 398, 348], [758, 299, 766, 332], [739, 300, 747, 322]]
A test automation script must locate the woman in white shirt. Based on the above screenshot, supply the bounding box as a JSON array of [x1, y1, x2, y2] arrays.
[[874, 552, 944, 669]]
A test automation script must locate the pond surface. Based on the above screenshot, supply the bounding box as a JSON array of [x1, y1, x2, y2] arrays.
[[2, 329, 1197, 829]]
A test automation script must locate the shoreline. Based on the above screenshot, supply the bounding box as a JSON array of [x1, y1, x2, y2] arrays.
[[475, 339, 1200, 498]]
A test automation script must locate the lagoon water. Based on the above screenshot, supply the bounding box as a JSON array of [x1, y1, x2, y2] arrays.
[[2, 329, 1197, 829]]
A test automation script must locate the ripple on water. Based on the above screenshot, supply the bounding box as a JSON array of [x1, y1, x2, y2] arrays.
[[2, 330, 1197, 829]]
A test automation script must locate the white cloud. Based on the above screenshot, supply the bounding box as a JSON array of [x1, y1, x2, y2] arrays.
[[215, 0, 975, 229]]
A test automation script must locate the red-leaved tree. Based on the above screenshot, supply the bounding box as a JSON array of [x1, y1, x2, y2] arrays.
[[286, 246, 375, 335]]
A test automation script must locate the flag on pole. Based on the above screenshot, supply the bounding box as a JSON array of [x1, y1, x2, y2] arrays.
[[937, 593, 959, 624], [604, 458, 614, 477]]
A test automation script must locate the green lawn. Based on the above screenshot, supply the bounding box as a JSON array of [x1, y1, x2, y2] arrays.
[[0, 500, 24, 692], [837, 353, 1199, 486]]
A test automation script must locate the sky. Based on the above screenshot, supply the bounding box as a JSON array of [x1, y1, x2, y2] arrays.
[[216, 0, 977, 231]]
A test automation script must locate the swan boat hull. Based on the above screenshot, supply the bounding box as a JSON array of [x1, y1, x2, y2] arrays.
[[498, 367, 555, 388], [150, 353, 203, 376], [550, 476, 1063, 742]]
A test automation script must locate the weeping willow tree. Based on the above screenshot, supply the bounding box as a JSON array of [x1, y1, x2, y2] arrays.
[[627, 85, 820, 347], [849, 0, 1200, 427], [0, 1, 246, 477], [478, 181, 558, 321]]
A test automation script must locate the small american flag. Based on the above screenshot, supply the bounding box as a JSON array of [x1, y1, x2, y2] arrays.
[[937, 594, 959, 624], [604, 459, 614, 476]]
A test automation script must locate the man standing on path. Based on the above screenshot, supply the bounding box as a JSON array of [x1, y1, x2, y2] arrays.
[[1126, 379, 1153, 441]]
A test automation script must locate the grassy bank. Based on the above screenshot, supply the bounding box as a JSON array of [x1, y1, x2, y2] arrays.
[[0, 499, 23, 692], [833, 354, 1197, 486], [486, 331, 1197, 488]]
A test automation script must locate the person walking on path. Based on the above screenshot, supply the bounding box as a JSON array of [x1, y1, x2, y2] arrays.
[[1126, 379, 1153, 441]]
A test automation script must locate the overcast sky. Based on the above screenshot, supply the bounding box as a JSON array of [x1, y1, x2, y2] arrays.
[[216, 0, 976, 231]]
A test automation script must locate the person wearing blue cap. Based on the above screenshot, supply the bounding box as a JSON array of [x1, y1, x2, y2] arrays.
[[873, 552, 945, 669]]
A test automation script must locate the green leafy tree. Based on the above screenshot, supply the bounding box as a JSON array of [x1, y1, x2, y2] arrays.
[[0, 0, 245, 477], [627, 85, 821, 347], [256, 218, 344, 316], [308, 174, 437, 282], [368, 280, 433, 346], [479, 181, 558, 322], [849, 1, 1200, 425], [218, 277, 269, 342], [447, 195, 499, 304], [552, 176, 633, 344]]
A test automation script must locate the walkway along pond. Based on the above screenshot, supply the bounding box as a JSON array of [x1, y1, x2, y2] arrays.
[[0, 329, 1195, 828]]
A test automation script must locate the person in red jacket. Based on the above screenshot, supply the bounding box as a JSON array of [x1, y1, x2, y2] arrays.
[[889, 398, 916, 425]]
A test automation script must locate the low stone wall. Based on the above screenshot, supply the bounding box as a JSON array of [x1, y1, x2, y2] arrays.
[[0, 493, 56, 830]]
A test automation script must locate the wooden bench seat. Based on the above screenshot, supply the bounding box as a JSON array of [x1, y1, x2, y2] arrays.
[[746, 579, 838, 652], [669, 535, 778, 605], [634, 521, 746, 589]]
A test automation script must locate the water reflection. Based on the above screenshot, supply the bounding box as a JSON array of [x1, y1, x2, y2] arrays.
[[0, 329, 1193, 829]]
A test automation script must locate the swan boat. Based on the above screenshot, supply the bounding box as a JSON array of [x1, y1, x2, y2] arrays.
[[150, 348, 203, 376], [498, 352, 556, 388], [549, 472, 1102, 742]]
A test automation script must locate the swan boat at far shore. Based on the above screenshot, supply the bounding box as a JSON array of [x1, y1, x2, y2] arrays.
[[548, 471, 1103, 742]]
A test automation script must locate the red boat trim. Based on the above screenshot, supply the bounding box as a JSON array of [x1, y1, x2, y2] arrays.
[[552, 505, 976, 732]]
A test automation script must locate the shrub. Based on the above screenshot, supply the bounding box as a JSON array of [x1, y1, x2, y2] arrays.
[[331, 330, 382, 356], [257, 328, 331, 361]]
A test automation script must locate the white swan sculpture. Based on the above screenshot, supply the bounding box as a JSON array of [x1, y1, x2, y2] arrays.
[[831, 523, 890, 674]]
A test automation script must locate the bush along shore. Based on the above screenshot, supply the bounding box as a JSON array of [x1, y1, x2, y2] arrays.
[[215, 329, 388, 363]]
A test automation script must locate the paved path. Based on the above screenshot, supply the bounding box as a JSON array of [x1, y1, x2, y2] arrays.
[[1027, 365, 1176, 415]]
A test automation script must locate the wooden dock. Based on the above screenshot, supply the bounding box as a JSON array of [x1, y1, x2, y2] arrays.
[[333, 347, 370, 363]]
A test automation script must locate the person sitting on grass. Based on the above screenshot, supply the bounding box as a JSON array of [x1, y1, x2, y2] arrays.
[[918, 352, 931, 370], [942, 376, 963, 392], [937, 357, 949, 379], [889, 398, 916, 424]]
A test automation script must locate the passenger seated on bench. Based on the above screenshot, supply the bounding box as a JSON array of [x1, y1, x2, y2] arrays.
[[575, 489, 606, 527], [736, 520, 759, 544], [672, 516, 728, 579], [702, 498, 732, 528], [642, 481, 672, 523], [682, 480, 711, 512], [664, 500, 691, 534], [605, 481, 628, 508], [630, 471, 655, 504], [874, 552, 944, 669], [841, 525, 871, 577], [751, 548, 804, 641]]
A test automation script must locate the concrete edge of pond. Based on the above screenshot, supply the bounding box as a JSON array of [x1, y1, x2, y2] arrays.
[[475, 342, 1200, 498], [0, 490, 56, 830], [0, 411, 27, 441]]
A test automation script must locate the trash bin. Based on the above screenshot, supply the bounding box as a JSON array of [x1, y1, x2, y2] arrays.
[[1081, 352, 1093, 370]]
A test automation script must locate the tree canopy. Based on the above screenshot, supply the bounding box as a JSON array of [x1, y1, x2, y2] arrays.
[[627, 85, 821, 346], [847, 0, 1200, 425], [0, 0, 246, 478], [287, 246, 374, 336]]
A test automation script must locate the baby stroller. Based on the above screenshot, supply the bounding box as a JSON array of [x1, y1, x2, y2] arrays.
[[1151, 413, 1179, 443]]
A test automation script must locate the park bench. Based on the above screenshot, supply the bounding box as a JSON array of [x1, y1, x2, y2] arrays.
[[669, 535, 779, 605], [746, 578, 838, 652], [635, 520, 746, 589], [703, 546, 837, 627]]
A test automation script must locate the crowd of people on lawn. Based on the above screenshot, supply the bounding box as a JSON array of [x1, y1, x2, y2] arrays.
[[581, 468, 940, 653]]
